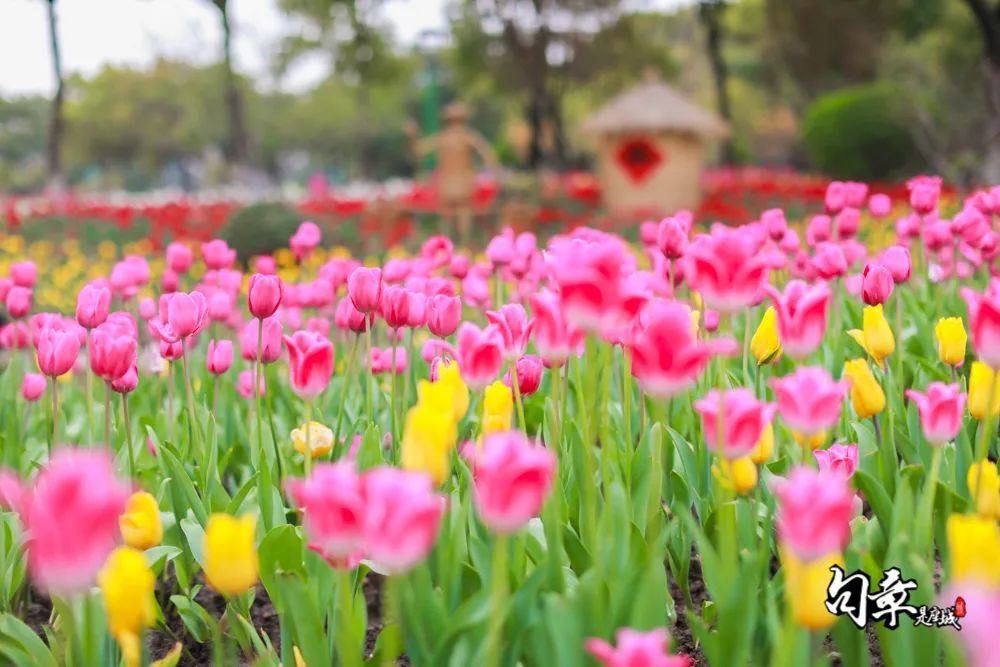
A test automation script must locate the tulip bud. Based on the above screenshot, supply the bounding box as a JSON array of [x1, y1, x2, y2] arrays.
[[861, 263, 894, 306], [206, 340, 234, 375], [291, 421, 335, 459], [21, 372, 46, 402], [843, 359, 885, 418], [203, 513, 258, 596], [347, 267, 382, 314], [119, 492, 163, 550], [966, 461, 1000, 519], [248, 274, 283, 319], [750, 306, 782, 365]]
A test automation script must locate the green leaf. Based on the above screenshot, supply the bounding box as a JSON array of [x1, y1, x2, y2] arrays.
[[0, 614, 57, 667]]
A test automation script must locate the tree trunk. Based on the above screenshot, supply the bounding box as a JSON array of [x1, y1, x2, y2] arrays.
[[45, 0, 65, 188], [700, 0, 735, 164], [984, 62, 1000, 184], [526, 90, 544, 170], [216, 0, 249, 168]]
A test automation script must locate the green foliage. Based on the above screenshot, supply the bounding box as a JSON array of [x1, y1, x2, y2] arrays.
[[218, 202, 305, 262], [801, 83, 920, 180]]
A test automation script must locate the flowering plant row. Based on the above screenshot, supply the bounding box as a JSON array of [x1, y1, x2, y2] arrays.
[[0, 177, 996, 666]]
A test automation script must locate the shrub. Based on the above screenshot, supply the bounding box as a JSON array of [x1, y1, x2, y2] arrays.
[[218, 202, 306, 262], [802, 83, 920, 181]]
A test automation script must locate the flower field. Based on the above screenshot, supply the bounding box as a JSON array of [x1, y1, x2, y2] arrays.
[[0, 176, 997, 667]]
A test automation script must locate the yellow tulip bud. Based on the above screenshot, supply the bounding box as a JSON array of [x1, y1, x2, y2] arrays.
[[843, 359, 885, 418], [780, 549, 844, 630], [689, 308, 701, 337], [291, 421, 334, 459], [99, 547, 155, 667], [792, 430, 828, 451], [401, 404, 456, 485], [946, 513, 1000, 587], [968, 362, 1000, 420], [750, 422, 775, 463], [847, 305, 894, 366], [712, 456, 758, 494], [751, 306, 782, 366], [935, 317, 967, 366], [482, 381, 513, 437], [966, 461, 1000, 519], [434, 363, 470, 423], [204, 514, 258, 596], [417, 380, 456, 417], [119, 491, 163, 551]]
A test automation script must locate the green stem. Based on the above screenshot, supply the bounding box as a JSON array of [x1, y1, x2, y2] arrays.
[[916, 445, 942, 553], [390, 331, 398, 447], [623, 349, 633, 448], [511, 360, 527, 434], [365, 322, 374, 425], [335, 570, 362, 667], [104, 382, 111, 450], [484, 535, 509, 667], [122, 393, 135, 480], [86, 329, 93, 443], [167, 362, 175, 444], [254, 318, 264, 460], [380, 577, 401, 667], [333, 335, 360, 457], [49, 377, 58, 455], [304, 400, 313, 477]]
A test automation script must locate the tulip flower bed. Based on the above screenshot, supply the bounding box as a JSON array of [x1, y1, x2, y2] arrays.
[[0, 176, 999, 667]]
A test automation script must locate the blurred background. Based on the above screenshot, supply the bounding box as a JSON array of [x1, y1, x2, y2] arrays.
[[1, 0, 999, 251]]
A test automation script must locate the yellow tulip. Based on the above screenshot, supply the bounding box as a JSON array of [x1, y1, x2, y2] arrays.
[[435, 363, 470, 422], [417, 379, 456, 417], [968, 362, 1000, 420], [750, 422, 774, 463], [781, 549, 844, 630], [401, 404, 456, 485], [99, 547, 155, 667], [967, 461, 1000, 519], [204, 514, 259, 596], [843, 359, 885, 418], [946, 513, 1000, 587], [751, 306, 782, 366], [792, 430, 828, 451], [120, 491, 163, 550], [847, 305, 894, 366], [712, 456, 758, 494], [291, 421, 334, 459], [935, 317, 967, 366], [481, 380, 513, 438]]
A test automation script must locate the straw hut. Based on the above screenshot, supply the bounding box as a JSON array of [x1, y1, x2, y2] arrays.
[[583, 72, 729, 215]]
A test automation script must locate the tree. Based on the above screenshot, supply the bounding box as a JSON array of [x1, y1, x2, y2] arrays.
[[43, 0, 65, 186], [206, 0, 250, 168], [959, 0, 1000, 181], [698, 0, 733, 163]]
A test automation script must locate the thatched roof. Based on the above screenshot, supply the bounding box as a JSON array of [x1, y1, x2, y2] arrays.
[[583, 73, 730, 138]]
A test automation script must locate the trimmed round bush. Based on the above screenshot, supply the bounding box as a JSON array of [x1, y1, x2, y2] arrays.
[[219, 202, 305, 262]]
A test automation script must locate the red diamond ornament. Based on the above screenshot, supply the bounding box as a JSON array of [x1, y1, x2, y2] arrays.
[[615, 137, 664, 183]]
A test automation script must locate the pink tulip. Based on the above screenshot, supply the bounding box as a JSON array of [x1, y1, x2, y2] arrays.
[[449, 254, 470, 279], [528, 290, 582, 367], [202, 239, 236, 270], [628, 300, 737, 399], [961, 284, 1000, 368], [504, 355, 543, 396], [21, 373, 45, 402], [237, 370, 265, 398], [486, 303, 534, 359], [89, 323, 137, 382], [834, 208, 860, 239], [773, 465, 854, 561], [684, 225, 769, 313], [370, 347, 408, 375], [923, 219, 953, 252], [1, 322, 30, 350], [360, 466, 444, 573], [471, 432, 556, 534], [420, 235, 454, 269], [254, 255, 277, 275], [206, 339, 234, 375], [861, 263, 894, 306], [110, 365, 138, 394], [938, 586, 1000, 667], [161, 269, 180, 293], [844, 181, 869, 208], [585, 628, 691, 667], [426, 294, 462, 338], [166, 242, 193, 274], [248, 273, 283, 319], [905, 382, 966, 445], [0, 449, 128, 596], [380, 285, 411, 330], [6, 286, 32, 318], [770, 367, 848, 436], [549, 238, 629, 331], [486, 228, 516, 267], [824, 182, 847, 214], [284, 330, 335, 399], [908, 175, 941, 215], [334, 297, 368, 334], [10, 261, 36, 288], [764, 280, 831, 359], [811, 242, 847, 280], [109, 256, 150, 300], [868, 193, 892, 218], [383, 258, 411, 284], [406, 291, 427, 328], [75, 284, 111, 329], [423, 340, 458, 366], [158, 339, 184, 361], [456, 323, 505, 391], [207, 291, 234, 323], [347, 267, 382, 314], [880, 246, 911, 284], [138, 298, 156, 321], [290, 221, 321, 261], [150, 291, 209, 343], [813, 443, 859, 479], [36, 325, 81, 377], [286, 462, 366, 565], [656, 216, 689, 260], [760, 208, 787, 242], [806, 215, 833, 246], [694, 389, 776, 459]]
